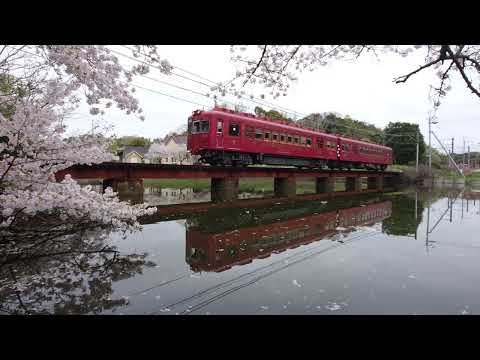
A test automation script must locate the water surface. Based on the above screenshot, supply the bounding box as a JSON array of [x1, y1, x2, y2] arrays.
[[2, 188, 480, 315]]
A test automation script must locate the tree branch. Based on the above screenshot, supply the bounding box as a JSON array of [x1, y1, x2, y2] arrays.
[[281, 46, 302, 72], [394, 58, 443, 84], [445, 47, 480, 98], [242, 45, 267, 87]]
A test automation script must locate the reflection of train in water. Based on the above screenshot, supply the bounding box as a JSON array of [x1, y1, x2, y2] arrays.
[[186, 201, 392, 273]]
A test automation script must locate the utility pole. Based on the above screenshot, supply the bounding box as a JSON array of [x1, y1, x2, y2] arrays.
[[428, 115, 432, 175], [451, 137, 454, 169], [468, 145, 471, 168], [416, 130, 419, 173], [463, 138, 466, 167]]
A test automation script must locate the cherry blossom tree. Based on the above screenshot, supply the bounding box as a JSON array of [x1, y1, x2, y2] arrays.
[[0, 45, 173, 243], [223, 45, 480, 109]]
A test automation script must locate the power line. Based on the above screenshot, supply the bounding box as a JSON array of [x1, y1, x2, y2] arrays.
[[113, 46, 308, 118], [133, 83, 211, 108], [120, 45, 310, 118], [137, 73, 240, 109]]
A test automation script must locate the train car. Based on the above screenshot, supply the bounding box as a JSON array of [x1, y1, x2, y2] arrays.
[[187, 107, 392, 170], [337, 137, 392, 171]]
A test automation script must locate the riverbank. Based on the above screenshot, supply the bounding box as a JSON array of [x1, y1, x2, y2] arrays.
[[387, 164, 480, 187]]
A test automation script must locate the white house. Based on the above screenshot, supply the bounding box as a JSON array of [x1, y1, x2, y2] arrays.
[[146, 135, 198, 165], [117, 145, 149, 163]]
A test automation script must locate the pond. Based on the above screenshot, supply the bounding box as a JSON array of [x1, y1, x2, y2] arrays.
[[2, 187, 480, 315]]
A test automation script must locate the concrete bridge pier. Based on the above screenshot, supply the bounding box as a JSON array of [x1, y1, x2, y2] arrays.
[[367, 176, 384, 191], [316, 176, 335, 194], [103, 177, 144, 204], [345, 177, 362, 192], [211, 177, 239, 202], [274, 177, 296, 198]]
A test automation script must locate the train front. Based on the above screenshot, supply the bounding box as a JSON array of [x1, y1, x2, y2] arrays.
[[187, 110, 213, 157]]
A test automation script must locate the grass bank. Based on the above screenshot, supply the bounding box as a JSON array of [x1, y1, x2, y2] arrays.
[[144, 178, 317, 194], [144, 177, 349, 194]]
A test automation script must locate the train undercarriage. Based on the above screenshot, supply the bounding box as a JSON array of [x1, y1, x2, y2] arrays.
[[198, 150, 388, 171]]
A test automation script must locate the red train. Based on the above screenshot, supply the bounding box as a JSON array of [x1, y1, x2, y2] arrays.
[[187, 107, 392, 170]]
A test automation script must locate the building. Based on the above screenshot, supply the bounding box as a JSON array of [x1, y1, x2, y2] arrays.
[[146, 134, 199, 165], [117, 145, 149, 163], [165, 134, 187, 152]]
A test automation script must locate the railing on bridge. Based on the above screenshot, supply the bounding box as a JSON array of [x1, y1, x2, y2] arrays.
[[55, 162, 402, 203]]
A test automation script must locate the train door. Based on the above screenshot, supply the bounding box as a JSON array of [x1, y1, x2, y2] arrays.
[[225, 120, 241, 149], [216, 119, 224, 147]]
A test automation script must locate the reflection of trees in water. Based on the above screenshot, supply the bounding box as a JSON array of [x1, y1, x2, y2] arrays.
[[0, 219, 155, 315], [382, 195, 424, 236]]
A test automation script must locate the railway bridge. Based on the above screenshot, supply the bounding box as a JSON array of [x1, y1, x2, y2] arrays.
[[55, 162, 402, 203]]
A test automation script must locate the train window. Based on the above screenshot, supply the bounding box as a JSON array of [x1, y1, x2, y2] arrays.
[[272, 133, 278, 141], [192, 121, 200, 134], [255, 129, 263, 139], [246, 127, 255, 138], [300, 137, 306, 145], [317, 138, 323, 148], [280, 134, 285, 142], [200, 120, 210, 132], [306, 138, 312, 147], [287, 135, 292, 143], [229, 123, 240, 136], [294, 136, 299, 144], [217, 120, 223, 133], [264, 132, 271, 140]]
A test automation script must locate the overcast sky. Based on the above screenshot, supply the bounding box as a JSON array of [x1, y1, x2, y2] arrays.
[[65, 45, 480, 153]]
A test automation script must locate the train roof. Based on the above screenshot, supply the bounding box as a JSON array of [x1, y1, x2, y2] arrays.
[[340, 137, 392, 150], [193, 108, 390, 150]]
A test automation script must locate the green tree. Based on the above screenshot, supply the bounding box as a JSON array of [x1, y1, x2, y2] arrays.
[[108, 136, 152, 154], [297, 112, 383, 142], [384, 122, 426, 165], [0, 74, 28, 119], [254, 106, 293, 123]]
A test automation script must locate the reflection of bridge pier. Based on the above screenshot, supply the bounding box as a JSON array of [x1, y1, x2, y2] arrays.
[[55, 162, 402, 204], [102, 177, 144, 204]]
